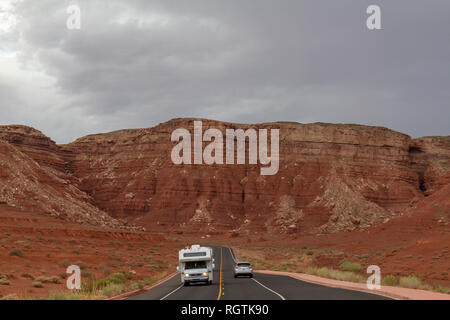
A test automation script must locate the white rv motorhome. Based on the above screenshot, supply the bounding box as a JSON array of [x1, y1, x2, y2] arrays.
[[177, 245, 214, 286]]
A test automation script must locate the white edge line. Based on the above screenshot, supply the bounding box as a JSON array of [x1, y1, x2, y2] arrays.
[[228, 247, 237, 263], [251, 278, 286, 300], [227, 247, 285, 301], [160, 284, 184, 300]]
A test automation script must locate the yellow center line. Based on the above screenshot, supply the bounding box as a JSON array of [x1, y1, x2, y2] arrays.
[[216, 247, 223, 300]]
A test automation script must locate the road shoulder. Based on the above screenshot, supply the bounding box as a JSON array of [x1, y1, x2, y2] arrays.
[[108, 272, 179, 300], [255, 270, 450, 300]]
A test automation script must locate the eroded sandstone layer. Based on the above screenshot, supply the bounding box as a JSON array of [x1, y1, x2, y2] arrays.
[[1, 119, 449, 234], [0, 125, 141, 230]]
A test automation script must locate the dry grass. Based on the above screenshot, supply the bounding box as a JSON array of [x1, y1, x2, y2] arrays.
[[398, 275, 422, 289], [339, 261, 363, 272], [9, 248, 24, 257], [306, 266, 365, 283], [232, 245, 450, 295]]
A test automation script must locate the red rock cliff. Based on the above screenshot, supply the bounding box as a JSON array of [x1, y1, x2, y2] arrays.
[[56, 119, 450, 235], [0, 125, 142, 230]]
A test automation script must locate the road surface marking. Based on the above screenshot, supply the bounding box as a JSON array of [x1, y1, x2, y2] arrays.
[[159, 284, 183, 300], [251, 278, 286, 300], [217, 247, 223, 300], [227, 246, 284, 299], [228, 247, 237, 263]]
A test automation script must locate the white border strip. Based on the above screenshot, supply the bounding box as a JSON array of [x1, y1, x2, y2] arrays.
[[251, 278, 286, 300], [228, 247, 237, 262], [228, 246, 286, 300], [160, 284, 184, 300]]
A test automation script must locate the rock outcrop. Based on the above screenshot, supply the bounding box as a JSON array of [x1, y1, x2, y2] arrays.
[[0, 125, 142, 231], [1, 119, 449, 234]]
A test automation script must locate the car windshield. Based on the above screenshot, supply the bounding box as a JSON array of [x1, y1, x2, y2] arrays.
[[185, 261, 207, 269], [237, 263, 251, 267]]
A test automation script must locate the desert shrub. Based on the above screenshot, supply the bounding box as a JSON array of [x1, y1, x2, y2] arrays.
[[32, 281, 43, 288], [306, 251, 314, 256], [48, 292, 69, 300], [47, 291, 100, 300], [435, 286, 450, 294], [339, 260, 363, 272], [102, 283, 125, 298], [123, 260, 144, 267], [34, 276, 59, 284], [81, 272, 97, 294], [131, 281, 145, 290], [9, 248, 24, 257], [95, 270, 134, 289], [0, 294, 19, 300], [309, 266, 365, 283], [74, 261, 87, 270], [35, 276, 49, 283], [60, 259, 70, 268], [21, 273, 35, 280], [399, 275, 422, 289], [382, 275, 397, 286], [142, 277, 157, 286], [419, 283, 433, 291], [130, 281, 139, 290], [103, 267, 112, 277], [0, 278, 10, 285]]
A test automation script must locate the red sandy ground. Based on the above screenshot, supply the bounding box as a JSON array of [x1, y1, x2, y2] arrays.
[[1, 194, 448, 299], [0, 205, 182, 299]]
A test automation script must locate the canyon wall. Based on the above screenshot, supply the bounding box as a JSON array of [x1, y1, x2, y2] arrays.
[[1, 120, 449, 235], [0, 125, 141, 230]]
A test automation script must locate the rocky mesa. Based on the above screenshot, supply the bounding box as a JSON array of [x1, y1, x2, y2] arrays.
[[1, 119, 448, 236]]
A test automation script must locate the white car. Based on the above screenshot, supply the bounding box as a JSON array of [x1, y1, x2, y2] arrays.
[[234, 262, 253, 278]]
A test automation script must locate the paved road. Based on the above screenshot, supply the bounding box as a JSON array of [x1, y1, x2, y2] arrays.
[[128, 246, 389, 300]]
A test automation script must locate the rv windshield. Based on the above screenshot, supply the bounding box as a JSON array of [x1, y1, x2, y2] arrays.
[[185, 261, 207, 270]]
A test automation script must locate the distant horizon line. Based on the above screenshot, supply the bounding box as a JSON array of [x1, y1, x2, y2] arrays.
[[1, 118, 449, 146]]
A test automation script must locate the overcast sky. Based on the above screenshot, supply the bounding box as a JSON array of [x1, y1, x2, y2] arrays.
[[0, 0, 449, 143]]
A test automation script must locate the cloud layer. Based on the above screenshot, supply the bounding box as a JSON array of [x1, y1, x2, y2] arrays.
[[1, 0, 449, 143]]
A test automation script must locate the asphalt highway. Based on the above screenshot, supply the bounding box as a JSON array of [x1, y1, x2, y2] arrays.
[[128, 246, 389, 300]]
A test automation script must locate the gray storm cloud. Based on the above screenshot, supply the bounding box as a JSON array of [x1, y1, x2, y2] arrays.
[[0, 0, 449, 143]]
